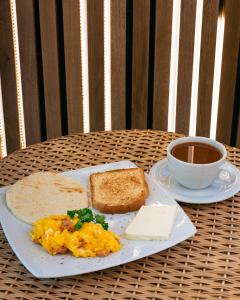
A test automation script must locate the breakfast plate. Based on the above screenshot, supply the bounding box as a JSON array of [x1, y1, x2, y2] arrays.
[[0, 160, 196, 278], [149, 158, 240, 204]]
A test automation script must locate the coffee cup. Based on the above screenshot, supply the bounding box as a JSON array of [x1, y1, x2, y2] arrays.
[[167, 136, 235, 189]]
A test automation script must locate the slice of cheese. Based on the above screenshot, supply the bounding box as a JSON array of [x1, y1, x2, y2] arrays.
[[125, 205, 178, 240]]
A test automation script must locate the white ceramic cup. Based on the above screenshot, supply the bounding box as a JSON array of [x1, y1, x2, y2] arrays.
[[167, 136, 235, 189]]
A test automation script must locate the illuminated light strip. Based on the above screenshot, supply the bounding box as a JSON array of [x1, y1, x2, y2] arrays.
[[103, 0, 111, 131], [189, 0, 204, 136], [79, 0, 90, 133], [9, 0, 26, 148], [210, 12, 225, 139], [0, 75, 7, 158], [168, 0, 181, 132]]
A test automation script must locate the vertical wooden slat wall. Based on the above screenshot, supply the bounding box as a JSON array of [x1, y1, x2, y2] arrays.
[[153, 0, 173, 131], [111, 0, 126, 130], [216, 0, 240, 144], [16, 0, 42, 146], [87, 0, 105, 132], [237, 118, 240, 148], [38, 0, 62, 139], [175, 0, 197, 135], [0, 0, 240, 156], [196, 0, 219, 137], [0, 0, 21, 153], [62, 0, 83, 134], [131, 0, 150, 129]]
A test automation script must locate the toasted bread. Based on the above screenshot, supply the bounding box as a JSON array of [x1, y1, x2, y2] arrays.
[[90, 168, 149, 214]]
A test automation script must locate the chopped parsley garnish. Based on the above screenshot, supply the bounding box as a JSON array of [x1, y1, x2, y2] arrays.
[[67, 210, 76, 219], [67, 208, 109, 230], [77, 208, 94, 222], [95, 214, 108, 230], [95, 214, 105, 223], [74, 220, 83, 230], [80, 211, 94, 223], [101, 222, 109, 230]]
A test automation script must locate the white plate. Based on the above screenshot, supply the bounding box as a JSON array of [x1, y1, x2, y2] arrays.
[[149, 158, 240, 204], [0, 160, 196, 278]]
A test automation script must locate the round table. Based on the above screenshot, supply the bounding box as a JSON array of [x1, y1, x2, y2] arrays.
[[0, 130, 240, 300]]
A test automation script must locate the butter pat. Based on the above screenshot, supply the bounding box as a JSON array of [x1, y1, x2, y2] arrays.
[[125, 205, 178, 240]]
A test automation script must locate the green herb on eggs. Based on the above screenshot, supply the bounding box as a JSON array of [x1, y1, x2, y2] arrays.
[[67, 208, 109, 230]]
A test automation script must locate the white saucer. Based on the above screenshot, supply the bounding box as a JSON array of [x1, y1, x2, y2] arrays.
[[149, 158, 240, 204]]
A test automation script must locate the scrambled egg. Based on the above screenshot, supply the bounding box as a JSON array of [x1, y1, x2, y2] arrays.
[[31, 215, 121, 257]]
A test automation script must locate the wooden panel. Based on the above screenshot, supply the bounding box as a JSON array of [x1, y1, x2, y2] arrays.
[[111, 0, 126, 130], [216, 0, 240, 144], [153, 0, 173, 130], [196, 0, 219, 137], [237, 115, 240, 148], [131, 0, 150, 129], [233, 42, 240, 148], [16, 0, 42, 145], [87, 0, 104, 131], [62, 0, 83, 134], [38, 0, 62, 139], [175, 0, 197, 134], [0, 0, 20, 153]]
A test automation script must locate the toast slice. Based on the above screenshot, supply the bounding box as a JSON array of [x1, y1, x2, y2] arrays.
[[90, 168, 149, 214]]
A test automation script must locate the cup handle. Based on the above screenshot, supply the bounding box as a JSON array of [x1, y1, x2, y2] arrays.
[[216, 162, 236, 186]]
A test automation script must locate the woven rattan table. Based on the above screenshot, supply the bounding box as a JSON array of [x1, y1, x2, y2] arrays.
[[0, 130, 240, 300]]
